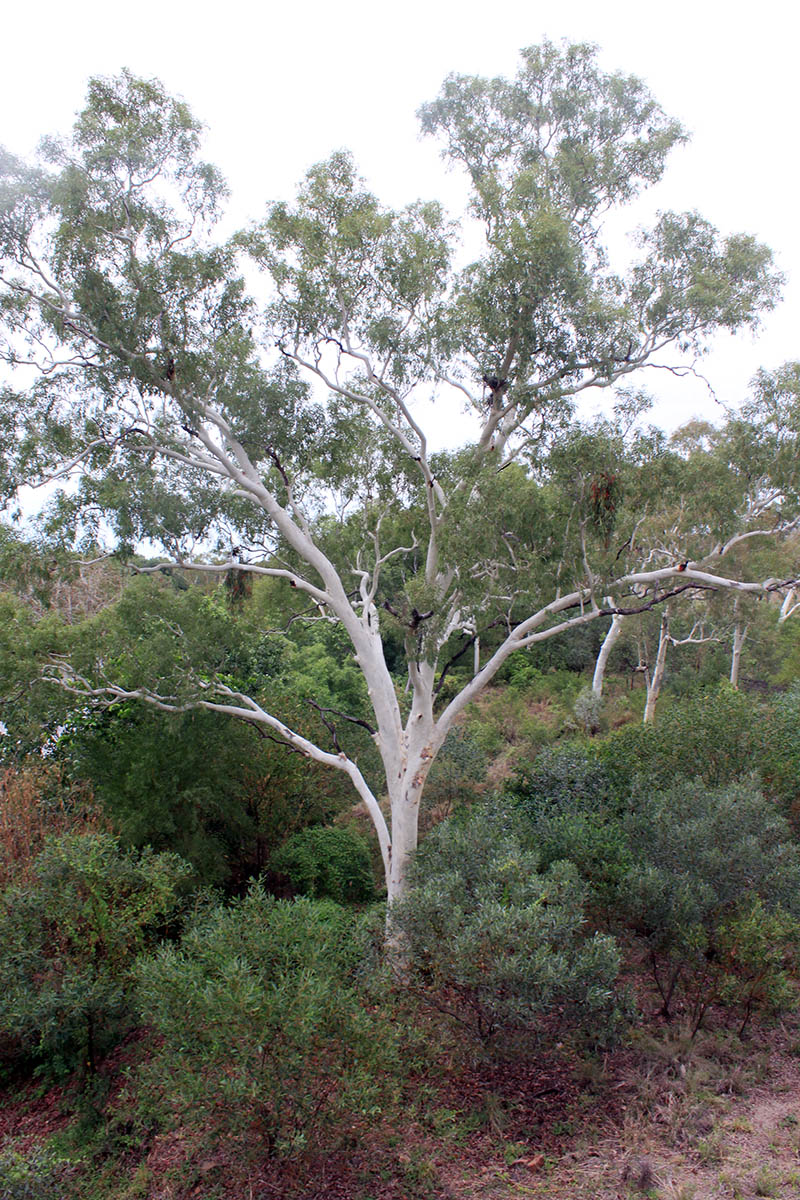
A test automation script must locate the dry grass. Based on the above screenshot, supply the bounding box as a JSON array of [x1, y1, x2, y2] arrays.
[[0, 761, 106, 887], [5, 1009, 800, 1199]]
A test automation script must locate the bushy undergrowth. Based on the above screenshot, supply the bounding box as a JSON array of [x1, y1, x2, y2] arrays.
[[599, 683, 765, 795], [505, 742, 629, 910], [0, 1147, 76, 1200], [619, 777, 800, 1031], [269, 824, 376, 903], [391, 805, 624, 1049], [6, 677, 800, 1186], [762, 683, 800, 822], [0, 833, 191, 1078], [0, 761, 105, 888], [420, 726, 488, 827], [505, 735, 800, 1037], [135, 887, 395, 1156], [506, 741, 616, 817]]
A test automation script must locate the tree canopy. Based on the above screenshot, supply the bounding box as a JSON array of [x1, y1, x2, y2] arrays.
[[0, 44, 795, 905]]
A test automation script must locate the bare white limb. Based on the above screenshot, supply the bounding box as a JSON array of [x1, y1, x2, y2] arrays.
[[44, 666, 391, 879]]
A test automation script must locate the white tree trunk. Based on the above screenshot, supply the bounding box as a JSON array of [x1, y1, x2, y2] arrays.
[[730, 621, 747, 688], [643, 610, 670, 724], [592, 613, 624, 697], [55, 563, 790, 910]]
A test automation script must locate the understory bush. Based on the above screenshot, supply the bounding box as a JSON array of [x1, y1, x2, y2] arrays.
[[269, 824, 376, 903], [135, 887, 394, 1156], [0, 760, 105, 888], [420, 726, 488, 827], [0, 1147, 76, 1200], [599, 683, 765, 796], [391, 805, 624, 1049], [762, 683, 800, 823], [619, 778, 800, 1032], [505, 741, 616, 817], [506, 743, 630, 910], [0, 833, 191, 1077]]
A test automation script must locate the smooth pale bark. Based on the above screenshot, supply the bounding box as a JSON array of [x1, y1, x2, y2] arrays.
[[4, 64, 796, 931], [730, 621, 748, 688], [643, 610, 670, 724], [52, 560, 793, 907], [781, 589, 800, 622], [592, 613, 625, 698]]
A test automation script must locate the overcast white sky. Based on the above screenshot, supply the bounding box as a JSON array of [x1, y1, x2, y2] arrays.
[[2, 0, 798, 433]]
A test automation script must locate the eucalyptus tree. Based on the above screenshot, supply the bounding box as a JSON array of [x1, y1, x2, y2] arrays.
[[587, 382, 800, 704], [0, 47, 790, 906]]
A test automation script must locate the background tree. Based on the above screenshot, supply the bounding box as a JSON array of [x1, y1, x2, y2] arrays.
[[0, 49, 790, 908]]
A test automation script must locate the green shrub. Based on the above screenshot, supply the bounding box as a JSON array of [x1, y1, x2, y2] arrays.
[[135, 887, 393, 1156], [505, 744, 629, 908], [269, 824, 376, 903], [716, 899, 798, 1038], [523, 810, 630, 915], [573, 687, 603, 736], [505, 741, 616, 817], [762, 684, 800, 823], [391, 805, 623, 1048], [618, 778, 800, 1031], [0, 1147, 76, 1200], [464, 689, 552, 759], [599, 684, 765, 796], [0, 832, 191, 1077], [420, 726, 487, 826]]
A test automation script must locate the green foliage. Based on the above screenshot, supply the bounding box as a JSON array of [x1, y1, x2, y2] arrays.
[[66, 702, 348, 887], [506, 741, 616, 817], [392, 805, 622, 1047], [269, 825, 377, 904], [572, 686, 603, 735], [618, 778, 800, 1029], [716, 899, 798, 1038], [505, 742, 630, 908], [0, 832, 191, 1076], [463, 687, 553, 760], [0, 593, 74, 762], [0, 758, 104, 891], [762, 684, 800, 822], [67, 705, 259, 885], [51, 575, 363, 884], [599, 684, 764, 795], [136, 887, 394, 1156], [0, 1147, 76, 1200], [420, 726, 487, 825], [0, 49, 790, 920]]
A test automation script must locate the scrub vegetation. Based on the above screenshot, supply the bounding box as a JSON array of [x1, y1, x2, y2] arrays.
[[2, 42, 800, 1199]]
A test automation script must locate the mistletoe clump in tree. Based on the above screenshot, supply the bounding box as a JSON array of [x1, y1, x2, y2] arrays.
[[0, 45, 789, 908]]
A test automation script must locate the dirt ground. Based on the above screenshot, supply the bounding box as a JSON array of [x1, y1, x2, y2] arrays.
[[4, 1012, 800, 1199], [436, 1022, 800, 1200]]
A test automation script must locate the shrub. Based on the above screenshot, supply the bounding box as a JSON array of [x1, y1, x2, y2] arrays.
[[599, 684, 765, 796], [391, 805, 623, 1049], [420, 726, 487, 829], [573, 687, 603, 736], [269, 824, 376, 903], [618, 778, 800, 1031], [135, 887, 393, 1156], [505, 744, 629, 909], [0, 1147, 76, 1200], [762, 684, 800, 823], [63, 702, 351, 887], [716, 899, 798, 1039], [505, 741, 616, 817], [0, 832, 191, 1076]]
